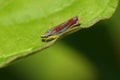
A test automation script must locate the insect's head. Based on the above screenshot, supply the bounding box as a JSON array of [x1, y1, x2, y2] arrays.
[[41, 30, 51, 38]]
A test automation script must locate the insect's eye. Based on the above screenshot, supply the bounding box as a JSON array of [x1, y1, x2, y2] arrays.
[[46, 32, 48, 34], [46, 30, 50, 34]]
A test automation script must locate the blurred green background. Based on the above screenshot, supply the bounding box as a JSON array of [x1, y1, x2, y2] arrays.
[[0, 3, 120, 80]]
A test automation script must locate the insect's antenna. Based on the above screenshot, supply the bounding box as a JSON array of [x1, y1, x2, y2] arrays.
[[49, 23, 54, 29]]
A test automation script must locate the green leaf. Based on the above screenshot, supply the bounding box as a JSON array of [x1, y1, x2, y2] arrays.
[[0, 0, 118, 68]]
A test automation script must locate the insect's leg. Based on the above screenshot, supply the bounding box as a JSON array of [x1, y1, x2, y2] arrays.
[[74, 23, 81, 27], [52, 35, 57, 39], [76, 19, 80, 24], [52, 35, 59, 40], [71, 22, 81, 28], [72, 18, 81, 27], [41, 38, 46, 44], [44, 38, 47, 42], [68, 24, 78, 29]]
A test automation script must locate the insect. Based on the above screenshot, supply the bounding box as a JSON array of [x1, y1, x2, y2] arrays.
[[41, 16, 80, 42]]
